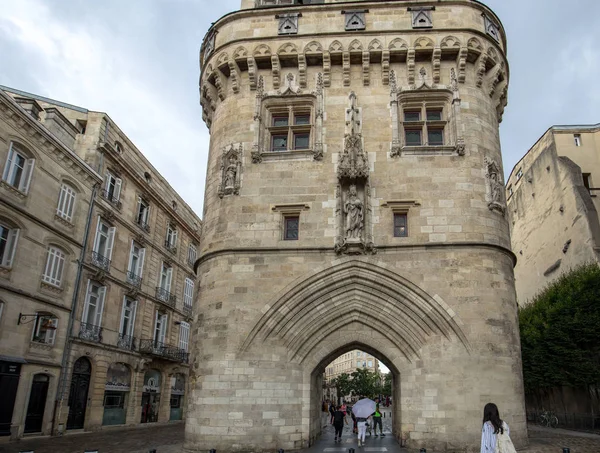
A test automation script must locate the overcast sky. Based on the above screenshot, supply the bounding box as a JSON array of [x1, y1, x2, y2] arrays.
[[1, 0, 599, 219]]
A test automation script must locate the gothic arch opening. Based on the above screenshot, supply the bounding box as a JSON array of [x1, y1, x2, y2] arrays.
[[308, 340, 402, 445]]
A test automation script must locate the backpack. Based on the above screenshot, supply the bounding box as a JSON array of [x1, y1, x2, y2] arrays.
[[495, 422, 517, 453]]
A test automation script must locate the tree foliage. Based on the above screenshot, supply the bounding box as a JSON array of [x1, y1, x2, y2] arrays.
[[519, 263, 600, 392], [332, 373, 353, 400]]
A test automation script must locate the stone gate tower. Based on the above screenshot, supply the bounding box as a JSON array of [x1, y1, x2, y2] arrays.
[[187, 0, 526, 451]]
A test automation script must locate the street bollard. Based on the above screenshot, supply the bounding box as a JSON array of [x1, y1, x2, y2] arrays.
[[563, 449, 570, 453], [148, 450, 157, 453], [420, 449, 427, 453], [210, 450, 216, 453], [349, 448, 355, 453], [278, 449, 284, 453]]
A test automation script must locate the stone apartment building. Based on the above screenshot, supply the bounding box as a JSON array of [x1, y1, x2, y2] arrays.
[[0, 86, 202, 439], [188, 0, 526, 451], [506, 124, 600, 304], [325, 350, 379, 382]]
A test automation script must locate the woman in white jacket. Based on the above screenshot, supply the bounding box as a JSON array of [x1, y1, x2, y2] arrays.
[[480, 403, 510, 453]]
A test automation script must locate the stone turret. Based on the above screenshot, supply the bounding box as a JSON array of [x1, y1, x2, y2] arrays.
[[187, 1, 524, 452]]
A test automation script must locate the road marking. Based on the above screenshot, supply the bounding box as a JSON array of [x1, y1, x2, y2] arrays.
[[363, 448, 388, 452], [323, 448, 347, 452]]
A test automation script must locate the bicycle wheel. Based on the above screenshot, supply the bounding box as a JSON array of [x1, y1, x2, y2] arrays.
[[549, 416, 558, 428]]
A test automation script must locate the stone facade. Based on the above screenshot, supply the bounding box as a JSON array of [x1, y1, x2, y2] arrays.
[[188, 0, 525, 452], [506, 125, 600, 305], [0, 87, 202, 439], [0, 88, 101, 439]]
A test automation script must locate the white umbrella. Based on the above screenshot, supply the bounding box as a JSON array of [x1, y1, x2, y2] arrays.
[[352, 398, 376, 418]]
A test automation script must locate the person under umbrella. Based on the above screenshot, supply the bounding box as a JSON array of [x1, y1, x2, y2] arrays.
[[352, 398, 376, 447]]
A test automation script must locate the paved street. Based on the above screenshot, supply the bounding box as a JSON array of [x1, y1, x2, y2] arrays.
[[2, 417, 600, 453]]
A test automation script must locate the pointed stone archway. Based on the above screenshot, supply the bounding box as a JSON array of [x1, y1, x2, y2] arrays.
[[239, 259, 471, 446]]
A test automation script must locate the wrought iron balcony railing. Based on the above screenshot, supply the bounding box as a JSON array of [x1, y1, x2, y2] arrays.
[[101, 188, 122, 209], [138, 339, 189, 363], [183, 304, 193, 317], [156, 287, 176, 307], [117, 334, 136, 351], [79, 323, 102, 342], [164, 240, 177, 254], [126, 271, 142, 287], [91, 251, 111, 272]]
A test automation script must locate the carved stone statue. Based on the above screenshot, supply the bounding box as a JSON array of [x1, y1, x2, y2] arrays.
[[344, 185, 364, 240], [486, 158, 505, 214], [224, 155, 237, 189]]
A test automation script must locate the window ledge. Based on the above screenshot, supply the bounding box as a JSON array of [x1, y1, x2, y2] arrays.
[[261, 149, 314, 161], [0, 180, 27, 197], [40, 280, 63, 294], [29, 341, 54, 350], [400, 145, 458, 156], [54, 214, 75, 228], [0, 265, 12, 276]]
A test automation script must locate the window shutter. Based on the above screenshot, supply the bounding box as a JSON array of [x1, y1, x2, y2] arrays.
[[2, 147, 14, 181], [82, 280, 92, 322], [172, 229, 178, 247], [165, 267, 173, 293], [127, 240, 135, 273], [93, 217, 102, 253], [136, 196, 142, 221], [105, 227, 116, 261], [5, 228, 19, 267], [129, 300, 138, 337], [119, 296, 128, 335], [57, 185, 66, 216], [137, 247, 146, 276], [184, 278, 194, 307], [154, 310, 160, 342], [179, 321, 190, 352], [19, 158, 35, 193], [66, 187, 75, 220], [114, 178, 122, 201], [95, 286, 106, 326]]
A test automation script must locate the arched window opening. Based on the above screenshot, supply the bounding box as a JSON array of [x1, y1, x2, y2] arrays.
[[2, 142, 35, 194]]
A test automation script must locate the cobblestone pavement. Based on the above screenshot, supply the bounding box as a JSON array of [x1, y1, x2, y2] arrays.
[[1, 417, 599, 453]]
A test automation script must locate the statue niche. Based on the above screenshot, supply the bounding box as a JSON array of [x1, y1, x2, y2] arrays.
[[485, 157, 505, 215], [218, 143, 243, 198], [335, 92, 375, 255]]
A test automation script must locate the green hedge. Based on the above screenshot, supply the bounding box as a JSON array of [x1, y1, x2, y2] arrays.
[[519, 263, 600, 392]]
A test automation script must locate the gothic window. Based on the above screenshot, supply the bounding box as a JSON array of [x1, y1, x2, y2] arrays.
[[411, 8, 433, 29], [402, 104, 447, 147], [277, 13, 299, 35], [344, 11, 366, 31], [484, 15, 501, 42], [267, 105, 312, 152]]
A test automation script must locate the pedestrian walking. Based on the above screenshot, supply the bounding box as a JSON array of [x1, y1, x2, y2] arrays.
[[356, 415, 369, 447], [329, 401, 336, 424], [480, 403, 517, 453], [333, 405, 349, 443], [372, 399, 385, 437]]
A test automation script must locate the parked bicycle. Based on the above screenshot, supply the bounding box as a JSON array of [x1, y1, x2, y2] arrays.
[[539, 410, 559, 428]]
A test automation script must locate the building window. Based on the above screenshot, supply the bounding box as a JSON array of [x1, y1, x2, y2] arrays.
[[368, 360, 373, 367], [42, 246, 66, 287], [136, 197, 150, 231], [82, 281, 106, 335], [402, 106, 446, 147], [159, 262, 173, 293], [165, 223, 178, 252], [119, 297, 137, 348], [283, 215, 299, 240], [183, 278, 194, 310], [2, 142, 34, 194], [393, 213, 408, 238], [574, 134, 582, 146], [32, 313, 57, 344], [507, 185, 513, 198], [0, 223, 19, 268], [267, 108, 312, 152], [154, 311, 168, 345], [516, 168, 523, 180], [187, 244, 197, 267], [56, 183, 76, 222], [92, 218, 115, 271], [103, 171, 122, 205], [127, 241, 145, 286], [179, 321, 190, 352]]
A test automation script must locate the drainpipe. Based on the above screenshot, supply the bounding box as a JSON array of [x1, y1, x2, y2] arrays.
[[52, 182, 99, 435]]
